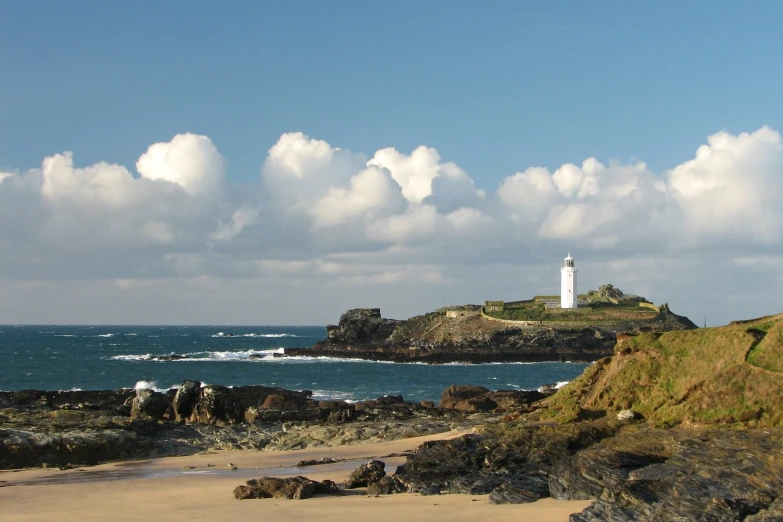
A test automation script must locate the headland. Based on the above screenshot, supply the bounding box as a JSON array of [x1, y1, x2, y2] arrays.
[[283, 284, 697, 364]]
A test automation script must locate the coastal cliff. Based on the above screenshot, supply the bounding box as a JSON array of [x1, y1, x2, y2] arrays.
[[289, 301, 696, 363]]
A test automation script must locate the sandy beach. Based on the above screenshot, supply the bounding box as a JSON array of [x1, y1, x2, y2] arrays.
[[0, 429, 591, 521]]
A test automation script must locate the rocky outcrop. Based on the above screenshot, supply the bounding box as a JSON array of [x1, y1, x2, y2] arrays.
[[323, 308, 399, 347], [130, 388, 168, 419], [563, 428, 783, 521], [233, 476, 342, 500], [0, 384, 490, 469], [167, 383, 316, 425], [439, 385, 547, 412], [367, 475, 407, 495], [292, 304, 697, 364], [380, 415, 783, 518], [172, 380, 201, 422], [0, 429, 140, 469], [344, 460, 386, 488], [390, 421, 616, 499]]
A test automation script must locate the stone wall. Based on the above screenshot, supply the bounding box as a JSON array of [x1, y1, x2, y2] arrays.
[[446, 310, 480, 318]]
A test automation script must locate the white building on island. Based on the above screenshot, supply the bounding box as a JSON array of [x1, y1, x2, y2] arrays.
[[560, 252, 577, 308]]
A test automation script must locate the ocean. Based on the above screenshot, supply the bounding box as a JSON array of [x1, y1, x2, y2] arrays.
[[0, 325, 589, 403]]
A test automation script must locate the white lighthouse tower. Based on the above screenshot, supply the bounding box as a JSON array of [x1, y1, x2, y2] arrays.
[[560, 252, 577, 309]]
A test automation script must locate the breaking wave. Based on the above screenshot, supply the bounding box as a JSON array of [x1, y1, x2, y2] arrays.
[[110, 348, 286, 362], [133, 380, 176, 393], [212, 332, 299, 338], [311, 389, 358, 402]]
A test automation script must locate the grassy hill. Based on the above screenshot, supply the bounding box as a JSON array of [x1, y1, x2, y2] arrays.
[[539, 313, 783, 427]]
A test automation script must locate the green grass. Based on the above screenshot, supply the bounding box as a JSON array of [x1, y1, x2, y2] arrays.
[[539, 314, 783, 427]]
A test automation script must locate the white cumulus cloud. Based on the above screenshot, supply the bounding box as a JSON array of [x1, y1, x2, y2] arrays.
[[136, 133, 225, 197], [2, 126, 783, 325]]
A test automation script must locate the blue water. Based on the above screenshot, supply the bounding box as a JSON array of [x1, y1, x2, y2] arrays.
[[0, 325, 589, 402]]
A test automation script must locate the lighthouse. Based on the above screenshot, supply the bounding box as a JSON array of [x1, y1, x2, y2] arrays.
[[561, 252, 577, 308]]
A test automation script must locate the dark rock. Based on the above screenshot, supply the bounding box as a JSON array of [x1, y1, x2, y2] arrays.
[[0, 389, 134, 412], [417, 484, 442, 496], [188, 385, 314, 425], [130, 388, 168, 420], [192, 385, 242, 424], [549, 456, 603, 501], [746, 497, 783, 521], [322, 308, 400, 347], [237, 477, 340, 498], [566, 428, 783, 522], [313, 479, 342, 495], [395, 422, 618, 497], [344, 460, 386, 489], [448, 475, 502, 495], [233, 476, 341, 500], [295, 457, 340, 467], [152, 354, 187, 361], [327, 408, 355, 424], [453, 396, 498, 412], [440, 385, 490, 409], [367, 475, 407, 496], [489, 478, 548, 504], [172, 380, 201, 422], [316, 401, 356, 424], [375, 395, 404, 406], [0, 429, 138, 469], [488, 390, 547, 411], [439, 386, 546, 412], [394, 434, 490, 493]]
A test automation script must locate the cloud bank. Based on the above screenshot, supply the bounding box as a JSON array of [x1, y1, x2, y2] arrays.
[[1, 127, 781, 325]]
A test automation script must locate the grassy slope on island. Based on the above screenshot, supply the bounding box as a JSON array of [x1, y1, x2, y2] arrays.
[[538, 313, 783, 427]]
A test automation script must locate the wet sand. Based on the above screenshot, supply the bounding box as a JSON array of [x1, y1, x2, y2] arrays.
[[0, 429, 591, 521]]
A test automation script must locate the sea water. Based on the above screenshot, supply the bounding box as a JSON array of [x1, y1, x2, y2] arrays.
[[0, 325, 588, 402]]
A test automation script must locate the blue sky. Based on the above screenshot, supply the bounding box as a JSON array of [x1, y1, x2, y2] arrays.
[[4, 2, 781, 183], [1, 2, 782, 325]]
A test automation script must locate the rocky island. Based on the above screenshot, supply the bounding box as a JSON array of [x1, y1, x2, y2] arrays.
[[284, 285, 697, 364]]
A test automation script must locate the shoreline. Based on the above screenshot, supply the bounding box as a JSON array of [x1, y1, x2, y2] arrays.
[[0, 430, 592, 522], [277, 348, 605, 364]]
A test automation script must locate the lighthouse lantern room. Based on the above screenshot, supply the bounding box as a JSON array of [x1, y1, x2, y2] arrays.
[[561, 252, 577, 309]]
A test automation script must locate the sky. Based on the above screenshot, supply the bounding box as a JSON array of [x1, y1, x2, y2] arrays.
[[1, 1, 782, 326]]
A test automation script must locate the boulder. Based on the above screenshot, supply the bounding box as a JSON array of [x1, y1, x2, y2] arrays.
[[367, 476, 407, 496], [130, 388, 168, 419], [321, 308, 399, 347], [375, 395, 404, 406], [439, 385, 490, 409], [233, 476, 342, 500], [616, 409, 643, 422], [488, 390, 547, 410], [295, 458, 339, 467], [192, 385, 242, 424], [172, 380, 201, 422], [452, 396, 498, 412], [344, 460, 386, 489]]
